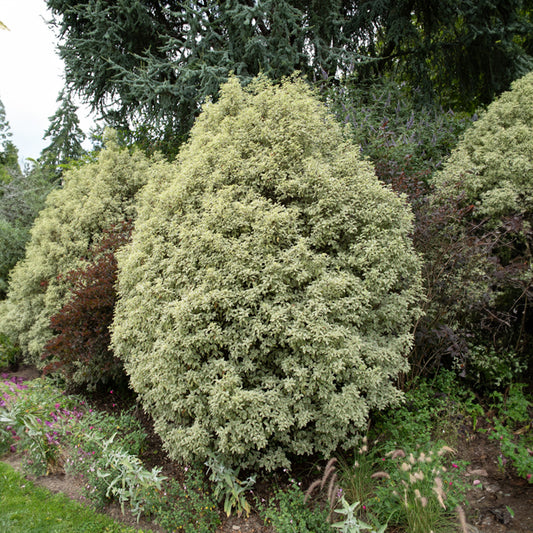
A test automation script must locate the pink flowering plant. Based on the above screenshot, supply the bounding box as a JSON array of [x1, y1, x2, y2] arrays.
[[0, 375, 28, 452], [0, 374, 168, 523], [0, 374, 81, 474]]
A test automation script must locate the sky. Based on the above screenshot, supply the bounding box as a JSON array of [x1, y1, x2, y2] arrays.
[[0, 0, 94, 165]]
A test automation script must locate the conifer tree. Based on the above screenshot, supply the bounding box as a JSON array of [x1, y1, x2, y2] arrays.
[[47, 0, 533, 151], [40, 89, 86, 179], [0, 98, 20, 183]]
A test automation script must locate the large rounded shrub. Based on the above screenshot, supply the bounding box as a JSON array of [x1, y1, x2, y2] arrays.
[[0, 134, 155, 365], [431, 71, 533, 369], [111, 77, 423, 470], [432, 71, 533, 220]]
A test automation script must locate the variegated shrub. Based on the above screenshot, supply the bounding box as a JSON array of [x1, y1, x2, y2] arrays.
[[430, 71, 533, 368], [0, 133, 158, 365], [112, 77, 423, 470]]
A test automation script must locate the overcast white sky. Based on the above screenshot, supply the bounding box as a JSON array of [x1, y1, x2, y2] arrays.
[[1, 0, 94, 164]]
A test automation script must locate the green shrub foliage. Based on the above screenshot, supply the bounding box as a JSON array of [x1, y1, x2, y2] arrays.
[[325, 78, 474, 180], [0, 134, 153, 364], [0, 166, 53, 298], [431, 71, 533, 363], [112, 77, 423, 470]]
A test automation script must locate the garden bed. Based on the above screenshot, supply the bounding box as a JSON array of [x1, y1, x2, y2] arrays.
[[1, 366, 532, 533]]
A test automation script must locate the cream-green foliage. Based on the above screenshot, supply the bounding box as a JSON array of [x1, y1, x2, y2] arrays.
[[112, 77, 423, 470], [432, 71, 533, 220], [0, 133, 155, 364], [430, 71, 533, 338]]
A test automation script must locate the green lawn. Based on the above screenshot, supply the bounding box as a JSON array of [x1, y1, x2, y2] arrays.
[[0, 461, 148, 533]]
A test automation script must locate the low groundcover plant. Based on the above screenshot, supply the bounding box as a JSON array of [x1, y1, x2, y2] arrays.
[[0, 374, 167, 523]]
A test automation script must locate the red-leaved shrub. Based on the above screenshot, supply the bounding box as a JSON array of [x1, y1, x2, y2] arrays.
[[42, 221, 132, 389]]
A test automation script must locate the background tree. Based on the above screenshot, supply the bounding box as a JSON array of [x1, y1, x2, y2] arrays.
[[40, 89, 87, 181], [0, 98, 21, 183], [46, 0, 353, 153], [0, 164, 53, 299], [0, 98, 45, 299], [349, 0, 533, 110], [46, 0, 532, 154]]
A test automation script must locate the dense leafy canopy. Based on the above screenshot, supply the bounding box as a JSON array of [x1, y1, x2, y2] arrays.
[[47, 0, 533, 152], [43, 221, 133, 389], [111, 77, 423, 470], [433, 72, 533, 221]]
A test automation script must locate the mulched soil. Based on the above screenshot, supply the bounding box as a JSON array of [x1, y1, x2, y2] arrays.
[[2, 365, 533, 533]]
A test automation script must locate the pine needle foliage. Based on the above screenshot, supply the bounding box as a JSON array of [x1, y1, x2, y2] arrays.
[[0, 133, 155, 365], [48, 0, 533, 151], [111, 76, 424, 471]]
